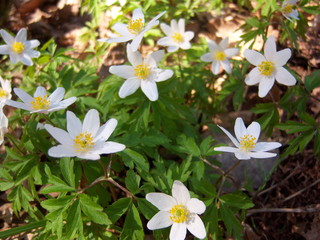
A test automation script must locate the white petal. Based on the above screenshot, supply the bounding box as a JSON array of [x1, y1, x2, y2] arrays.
[[243, 49, 266, 66], [44, 124, 73, 146], [224, 48, 239, 58], [76, 152, 101, 160], [275, 67, 296, 86], [112, 23, 132, 37], [118, 77, 141, 98], [207, 39, 219, 51], [178, 19, 185, 33], [82, 109, 100, 136], [160, 23, 173, 36], [245, 67, 261, 86], [109, 65, 134, 79], [157, 36, 174, 46], [167, 45, 179, 53], [34, 86, 47, 97], [14, 88, 33, 103], [9, 53, 20, 64], [273, 48, 291, 66], [211, 61, 220, 75], [214, 146, 239, 153], [219, 37, 229, 50], [249, 151, 277, 159], [220, 59, 231, 73], [186, 214, 206, 239], [0, 45, 10, 55], [258, 76, 275, 98], [234, 151, 251, 160], [146, 193, 176, 211], [67, 111, 82, 138], [94, 118, 117, 142], [147, 211, 173, 230], [172, 180, 190, 205], [0, 29, 14, 45], [171, 19, 179, 32], [217, 125, 240, 147], [132, 8, 144, 22], [254, 142, 281, 151], [48, 87, 65, 103], [24, 49, 40, 58], [200, 52, 213, 62], [156, 69, 173, 82], [187, 198, 206, 215], [48, 145, 75, 158], [264, 35, 277, 61], [49, 97, 76, 111], [246, 121, 261, 141], [235, 117, 247, 141], [20, 53, 33, 66], [5, 100, 31, 111], [180, 41, 191, 50], [126, 44, 142, 65], [105, 36, 133, 43], [24, 40, 40, 49], [184, 31, 194, 41], [130, 33, 144, 52], [141, 80, 158, 101], [15, 28, 27, 42], [150, 50, 164, 64], [93, 141, 125, 154], [169, 223, 187, 240]]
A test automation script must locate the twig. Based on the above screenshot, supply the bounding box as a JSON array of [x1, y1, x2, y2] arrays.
[[77, 176, 107, 194], [282, 178, 320, 202], [201, 157, 224, 175], [247, 206, 320, 216], [106, 177, 135, 199]]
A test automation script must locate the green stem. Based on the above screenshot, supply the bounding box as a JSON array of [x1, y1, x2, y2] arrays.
[[0, 220, 46, 238]]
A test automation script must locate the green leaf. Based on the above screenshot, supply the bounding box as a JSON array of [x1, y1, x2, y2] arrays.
[[0, 220, 46, 239], [41, 195, 75, 212], [220, 203, 243, 238], [125, 170, 141, 194], [66, 199, 81, 240], [304, 69, 320, 92], [137, 198, 157, 220], [220, 192, 254, 209], [60, 158, 75, 188], [79, 193, 112, 225], [120, 203, 144, 240], [106, 198, 131, 223], [277, 121, 313, 134], [121, 149, 149, 172]]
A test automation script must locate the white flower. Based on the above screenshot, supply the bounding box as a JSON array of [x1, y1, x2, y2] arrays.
[[281, 0, 299, 22], [146, 180, 206, 240], [5, 86, 77, 114], [0, 103, 8, 145], [200, 37, 239, 75], [0, 76, 12, 103], [109, 44, 173, 101], [243, 35, 296, 98], [157, 19, 194, 52], [44, 109, 125, 160], [0, 28, 40, 66], [214, 117, 281, 160], [98, 8, 166, 51]]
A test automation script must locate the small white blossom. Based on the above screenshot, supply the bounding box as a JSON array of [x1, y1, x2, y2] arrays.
[[281, 0, 299, 22], [214, 117, 281, 160], [243, 35, 296, 98], [5, 86, 77, 114], [157, 19, 194, 52], [45, 109, 125, 160], [0, 76, 12, 103], [0, 103, 8, 145], [0, 28, 40, 66], [109, 43, 173, 101], [146, 180, 206, 240], [200, 37, 239, 75], [99, 8, 165, 51]]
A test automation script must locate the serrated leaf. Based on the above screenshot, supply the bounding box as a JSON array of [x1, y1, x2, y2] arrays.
[[220, 203, 243, 238], [121, 149, 149, 172], [120, 203, 144, 240], [220, 192, 254, 209], [136, 198, 157, 220], [41, 195, 75, 212], [125, 170, 141, 194], [106, 198, 131, 223], [66, 199, 81, 240], [60, 158, 75, 188]]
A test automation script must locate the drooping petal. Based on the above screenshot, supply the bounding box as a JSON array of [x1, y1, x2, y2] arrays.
[[186, 214, 206, 239], [200, 53, 213, 62], [156, 69, 173, 82], [217, 125, 240, 147], [34, 86, 47, 97], [220, 59, 232, 73], [246, 121, 261, 141], [77, 152, 101, 160], [149, 50, 164, 64], [172, 180, 190, 205], [141, 80, 158, 101], [187, 198, 206, 215], [169, 223, 187, 240], [245, 67, 261, 86], [109, 65, 135, 79], [44, 124, 73, 146], [275, 67, 296, 86], [146, 193, 176, 211], [93, 141, 125, 154], [13, 88, 33, 103], [167, 45, 179, 53], [118, 77, 141, 98], [243, 49, 266, 66], [258, 76, 275, 98], [82, 109, 100, 136], [20, 53, 33, 66], [249, 151, 277, 158], [48, 145, 76, 158], [66, 111, 82, 138], [130, 33, 144, 52], [5, 100, 30, 111], [147, 211, 173, 230], [234, 150, 251, 160], [15, 28, 27, 42], [0, 29, 14, 45], [94, 118, 117, 142], [48, 87, 65, 103], [126, 43, 143, 65], [273, 48, 291, 66], [224, 48, 239, 58], [264, 35, 277, 61], [214, 146, 239, 153], [0, 45, 10, 55], [160, 23, 173, 36], [253, 142, 281, 151], [211, 61, 220, 75]]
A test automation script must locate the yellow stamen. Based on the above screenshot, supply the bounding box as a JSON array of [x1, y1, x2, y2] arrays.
[[74, 132, 94, 152], [12, 42, 25, 54], [214, 51, 226, 61], [127, 18, 144, 35], [172, 33, 184, 43], [282, 4, 293, 14], [0, 88, 8, 98], [134, 64, 150, 80], [30, 95, 50, 110], [258, 61, 275, 76], [169, 205, 189, 223], [239, 134, 256, 152]]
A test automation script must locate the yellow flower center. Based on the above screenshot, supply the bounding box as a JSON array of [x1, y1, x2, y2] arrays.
[[258, 61, 275, 76], [239, 134, 256, 152], [134, 64, 151, 80], [127, 18, 144, 35], [172, 33, 184, 43], [12, 42, 25, 54], [282, 4, 293, 14], [169, 205, 189, 223], [74, 132, 94, 152], [0, 88, 8, 98], [214, 51, 226, 61], [30, 95, 50, 110]]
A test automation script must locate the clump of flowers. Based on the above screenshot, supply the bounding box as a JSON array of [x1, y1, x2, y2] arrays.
[[200, 37, 239, 75], [157, 18, 194, 52], [0, 28, 40, 66], [281, 0, 299, 22], [109, 43, 173, 101], [214, 117, 281, 160], [146, 180, 206, 240], [243, 35, 296, 98]]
